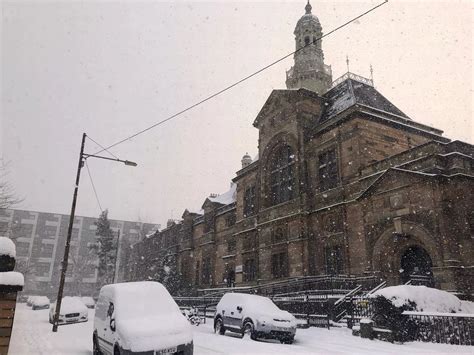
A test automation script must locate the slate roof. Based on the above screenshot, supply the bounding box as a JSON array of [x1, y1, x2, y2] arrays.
[[321, 78, 409, 122]]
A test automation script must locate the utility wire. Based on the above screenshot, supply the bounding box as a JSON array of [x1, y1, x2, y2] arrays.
[[86, 135, 118, 159], [85, 160, 103, 213], [94, 0, 388, 155]]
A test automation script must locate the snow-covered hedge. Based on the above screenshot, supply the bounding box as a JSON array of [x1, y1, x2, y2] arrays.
[[371, 285, 470, 313], [369, 285, 474, 342], [0, 237, 23, 285], [0, 237, 16, 258]]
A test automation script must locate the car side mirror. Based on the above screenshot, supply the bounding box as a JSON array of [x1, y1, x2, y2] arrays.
[[237, 306, 242, 312], [110, 318, 116, 332]]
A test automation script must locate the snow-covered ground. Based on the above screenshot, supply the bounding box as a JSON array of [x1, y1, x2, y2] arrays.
[[10, 304, 472, 354]]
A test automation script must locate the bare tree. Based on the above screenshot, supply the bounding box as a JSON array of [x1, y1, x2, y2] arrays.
[[0, 160, 22, 210], [68, 243, 99, 295], [0, 160, 23, 238]]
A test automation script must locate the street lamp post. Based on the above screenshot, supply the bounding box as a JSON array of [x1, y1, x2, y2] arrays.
[[52, 132, 136, 332]]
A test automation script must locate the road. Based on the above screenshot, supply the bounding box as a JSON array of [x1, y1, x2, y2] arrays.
[[10, 304, 468, 354]]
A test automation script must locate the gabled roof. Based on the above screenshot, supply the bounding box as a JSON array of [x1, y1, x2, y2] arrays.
[[208, 183, 237, 205], [357, 167, 436, 200], [253, 88, 320, 127], [321, 78, 409, 122], [201, 183, 237, 210]]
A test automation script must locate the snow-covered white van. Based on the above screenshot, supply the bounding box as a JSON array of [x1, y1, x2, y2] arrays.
[[214, 293, 297, 343], [93, 281, 193, 355]]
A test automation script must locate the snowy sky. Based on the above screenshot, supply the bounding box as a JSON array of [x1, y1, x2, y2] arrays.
[[1, 0, 472, 226]]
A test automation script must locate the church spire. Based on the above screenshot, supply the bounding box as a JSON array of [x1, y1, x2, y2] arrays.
[[285, 1, 333, 94]]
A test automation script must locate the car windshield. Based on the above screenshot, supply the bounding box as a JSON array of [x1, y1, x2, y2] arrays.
[[242, 295, 282, 314]]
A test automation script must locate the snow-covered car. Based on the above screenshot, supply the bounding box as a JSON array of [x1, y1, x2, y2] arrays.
[[93, 281, 193, 355], [18, 294, 30, 303], [26, 296, 36, 307], [214, 293, 297, 343], [49, 296, 89, 325], [81, 296, 95, 309], [31, 296, 50, 310]]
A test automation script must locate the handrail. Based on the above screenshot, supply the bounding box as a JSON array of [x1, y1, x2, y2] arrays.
[[367, 281, 387, 295], [334, 285, 362, 306]]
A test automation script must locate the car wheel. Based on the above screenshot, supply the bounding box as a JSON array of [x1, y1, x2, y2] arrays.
[[243, 321, 256, 340], [93, 335, 102, 355], [214, 318, 225, 335], [280, 337, 294, 344]]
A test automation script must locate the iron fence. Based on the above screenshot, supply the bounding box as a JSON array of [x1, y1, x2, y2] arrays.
[[403, 312, 474, 346]]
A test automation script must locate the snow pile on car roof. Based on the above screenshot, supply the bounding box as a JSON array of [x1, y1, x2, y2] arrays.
[[220, 293, 292, 318], [0, 237, 16, 258], [371, 285, 469, 313], [101, 281, 192, 352]]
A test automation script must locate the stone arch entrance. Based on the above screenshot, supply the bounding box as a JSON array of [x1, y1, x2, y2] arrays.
[[400, 245, 433, 285], [371, 222, 440, 286]]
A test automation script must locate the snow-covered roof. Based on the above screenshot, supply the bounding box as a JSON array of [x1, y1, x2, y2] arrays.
[[186, 208, 204, 215], [321, 78, 409, 122], [208, 182, 237, 205], [0, 237, 16, 258], [371, 285, 471, 313], [0, 271, 24, 287]]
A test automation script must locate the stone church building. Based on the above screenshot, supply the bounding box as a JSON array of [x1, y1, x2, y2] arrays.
[[128, 2, 473, 296]]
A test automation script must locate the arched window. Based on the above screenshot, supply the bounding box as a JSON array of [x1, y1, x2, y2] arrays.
[[269, 145, 295, 205]]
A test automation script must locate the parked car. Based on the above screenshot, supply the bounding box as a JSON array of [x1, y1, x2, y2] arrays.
[[26, 296, 36, 307], [81, 296, 96, 309], [93, 281, 193, 355], [18, 294, 30, 303], [49, 296, 88, 325], [31, 296, 50, 310], [214, 293, 297, 343]]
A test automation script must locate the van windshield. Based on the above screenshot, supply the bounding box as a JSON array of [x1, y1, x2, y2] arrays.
[[113, 284, 180, 321]]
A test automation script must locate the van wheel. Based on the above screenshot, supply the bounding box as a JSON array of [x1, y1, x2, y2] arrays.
[[92, 335, 102, 355], [243, 321, 256, 340], [114, 345, 120, 355], [214, 318, 225, 335]]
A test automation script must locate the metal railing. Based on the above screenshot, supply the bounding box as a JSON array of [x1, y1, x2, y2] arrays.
[[331, 72, 374, 88], [402, 312, 474, 346], [197, 274, 383, 298]]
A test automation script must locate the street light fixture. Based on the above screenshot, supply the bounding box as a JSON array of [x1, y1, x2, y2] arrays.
[[52, 133, 136, 332]]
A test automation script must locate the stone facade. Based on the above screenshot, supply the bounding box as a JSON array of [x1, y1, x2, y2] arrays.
[[128, 3, 473, 296]]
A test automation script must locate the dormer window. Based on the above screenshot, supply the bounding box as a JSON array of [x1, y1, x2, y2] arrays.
[[269, 145, 295, 205]]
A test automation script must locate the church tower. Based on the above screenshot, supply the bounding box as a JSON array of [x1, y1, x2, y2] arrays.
[[286, 1, 332, 94]]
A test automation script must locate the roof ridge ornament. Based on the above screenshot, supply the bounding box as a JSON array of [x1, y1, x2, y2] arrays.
[[305, 0, 312, 14]]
